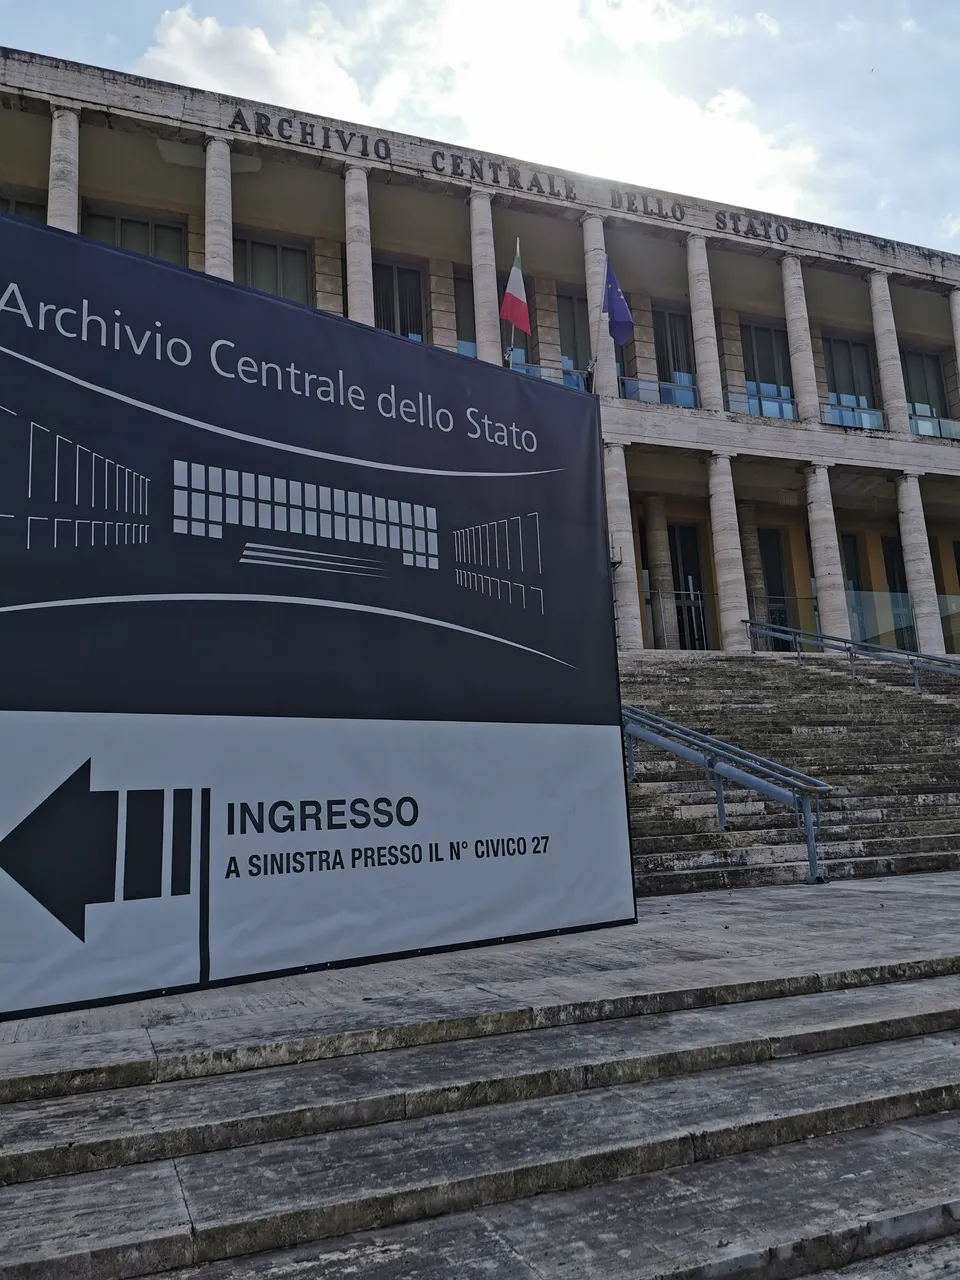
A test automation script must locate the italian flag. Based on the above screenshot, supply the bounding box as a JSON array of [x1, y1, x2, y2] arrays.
[[499, 240, 531, 334]]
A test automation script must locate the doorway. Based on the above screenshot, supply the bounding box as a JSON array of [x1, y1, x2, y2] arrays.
[[840, 533, 867, 643], [668, 523, 710, 649], [881, 535, 917, 650]]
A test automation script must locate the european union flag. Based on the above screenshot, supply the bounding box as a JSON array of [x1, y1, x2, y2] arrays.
[[602, 261, 634, 346]]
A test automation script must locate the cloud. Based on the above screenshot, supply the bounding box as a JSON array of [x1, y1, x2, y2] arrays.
[[755, 11, 780, 35], [137, 2, 821, 215], [939, 215, 960, 241]]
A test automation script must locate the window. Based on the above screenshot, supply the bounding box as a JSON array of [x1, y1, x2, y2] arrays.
[[453, 276, 476, 358], [373, 262, 424, 341], [0, 194, 45, 223], [902, 349, 947, 419], [653, 308, 696, 406], [739, 323, 794, 417], [557, 294, 591, 375], [822, 335, 881, 427], [82, 211, 185, 266], [234, 238, 310, 304]]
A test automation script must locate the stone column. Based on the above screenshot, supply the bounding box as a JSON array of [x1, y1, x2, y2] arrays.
[[868, 270, 910, 434], [707, 452, 751, 651], [737, 503, 768, 623], [685, 234, 724, 411], [203, 137, 233, 281], [604, 444, 645, 656], [896, 471, 945, 654], [947, 290, 960, 418], [344, 164, 374, 325], [644, 495, 680, 650], [469, 190, 502, 365], [582, 214, 618, 397], [804, 465, 851, 639], [781, 254, 821, 423], [47, 105, 80, 233]]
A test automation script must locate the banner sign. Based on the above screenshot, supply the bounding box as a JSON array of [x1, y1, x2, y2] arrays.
[[0, 215, 634, 1016]]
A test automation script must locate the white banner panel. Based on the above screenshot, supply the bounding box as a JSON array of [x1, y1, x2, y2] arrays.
[[0, 713, 634, 1013]]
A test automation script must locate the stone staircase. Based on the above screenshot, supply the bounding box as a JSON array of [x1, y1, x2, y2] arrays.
[[621, 652, 960, 895], [5, 955, 960, 1276]]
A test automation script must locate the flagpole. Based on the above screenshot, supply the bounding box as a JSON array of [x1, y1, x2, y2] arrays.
[[509, 322, 516, 371]]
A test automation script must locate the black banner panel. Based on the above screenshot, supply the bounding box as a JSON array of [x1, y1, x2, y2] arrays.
[[0, 214, 634, 1017]]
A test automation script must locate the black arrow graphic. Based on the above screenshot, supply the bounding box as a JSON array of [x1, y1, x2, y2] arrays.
[[0, 760, 118, 940]]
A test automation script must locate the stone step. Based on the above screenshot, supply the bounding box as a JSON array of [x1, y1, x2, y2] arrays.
[[7, 975, 960, 1186], [14, 956, 960, 1108], [828, 1237, 960, 1276], [135, 1111, 960, 1280], [6, 1033, 960, 1277], [634, 851, 960, 894], [633, 812, 960, 840], [632, 827, 960, 858]]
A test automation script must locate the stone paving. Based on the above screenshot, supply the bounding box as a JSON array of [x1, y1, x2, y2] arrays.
[[5, 871, 958, 1045]]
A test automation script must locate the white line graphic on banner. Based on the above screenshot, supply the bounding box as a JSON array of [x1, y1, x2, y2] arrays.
[[0, 346, 564, 479], [3, 408, 153, 550], [453, 511, 545, 613], [0, 593, 576, 665]]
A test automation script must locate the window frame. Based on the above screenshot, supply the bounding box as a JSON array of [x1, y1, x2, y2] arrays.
[[371, 253, 427, 343], [232, 229, 314, 306], [821, 331, 877, 409], [0, 187, 47, 224], [81, 203, 187, 267], [900, 345, 949, 419], [452, 268, 477, 358]]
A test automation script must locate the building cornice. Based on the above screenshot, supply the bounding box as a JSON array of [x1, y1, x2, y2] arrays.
[[2, 45, 959, 290]]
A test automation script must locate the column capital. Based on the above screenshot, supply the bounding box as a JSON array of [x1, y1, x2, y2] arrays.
[[603, 440, 626, 454], [710, 449, 737, 461], [343, 160, 370, 175], [579, 210, 604, 227], [48, 99, 80, 116], [204, 134, 231, 151], [867, 266, 892, 280], [803, 461, 832, 475], [899, 467, 925, 479], [685, 231, 709, 246], [468, 185, 492, 202]]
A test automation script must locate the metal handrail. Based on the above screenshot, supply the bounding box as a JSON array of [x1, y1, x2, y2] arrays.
[[622, 703, 831, 884], [745, 619, 960, 694]]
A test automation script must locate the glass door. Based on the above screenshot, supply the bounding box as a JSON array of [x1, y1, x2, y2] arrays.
[[881, 535, 917, 650], [757, 527, 791, 648], [668, 523, 710, 649]]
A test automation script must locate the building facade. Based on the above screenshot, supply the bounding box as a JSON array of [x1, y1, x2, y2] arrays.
[[4, 47, 960, 662]]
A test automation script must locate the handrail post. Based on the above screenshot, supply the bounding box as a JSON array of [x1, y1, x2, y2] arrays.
[[626, 732, 636, 780], [800, 793, 822, 883], [848, 644, 856, 680], [912, 661, 921, 695], [709, 759, 727, 830], [794, 632, 803, 665]]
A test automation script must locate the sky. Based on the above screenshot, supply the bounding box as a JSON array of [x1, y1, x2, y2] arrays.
[[3, 0, 959, 250]]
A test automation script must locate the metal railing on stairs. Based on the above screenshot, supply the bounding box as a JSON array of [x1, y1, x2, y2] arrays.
[[745, 619, 960, 695], [622, 705, 832, 884]]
